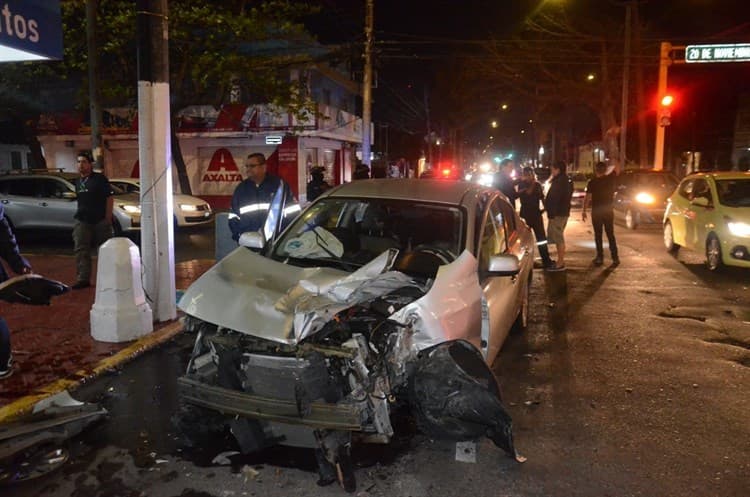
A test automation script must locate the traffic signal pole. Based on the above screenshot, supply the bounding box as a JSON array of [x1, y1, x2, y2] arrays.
[[653, 42, 671, 170]]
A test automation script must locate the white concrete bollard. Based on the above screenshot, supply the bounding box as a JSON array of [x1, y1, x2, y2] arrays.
[[91, 237, 153, 343]]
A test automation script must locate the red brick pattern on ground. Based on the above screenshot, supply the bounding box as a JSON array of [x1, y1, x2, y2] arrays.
[[0, 255, 214, 407]]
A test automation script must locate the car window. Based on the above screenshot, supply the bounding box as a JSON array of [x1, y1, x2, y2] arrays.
[[272, 197, 464, 270], [715, 178, 750, 207], [39, 178, 72, 198], [114, 182, 139, 194], [109, 183, 127, 195], [4, 178, 38, 197], [690, 178, 711, 204], [677, 179, 694, 200], [478, 199, 508, 271]]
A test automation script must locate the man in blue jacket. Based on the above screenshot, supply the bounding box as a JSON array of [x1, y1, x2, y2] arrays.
[[228, 153, 300, 243], [0, 205, 32, 379]]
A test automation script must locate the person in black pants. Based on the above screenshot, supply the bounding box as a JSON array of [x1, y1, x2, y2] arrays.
[[0, 205, 32, 379], [517, 167, 555, 269], [582, 161, 621, 266]]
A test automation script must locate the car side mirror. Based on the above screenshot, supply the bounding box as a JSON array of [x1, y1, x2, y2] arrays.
[[62, 191, 77, 200], [691, 196, 710, 207], [238, 231, 265, 249], [487, 254, 520, 277]]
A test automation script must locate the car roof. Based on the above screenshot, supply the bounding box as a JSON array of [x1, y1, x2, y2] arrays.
[[0, 171, 78, 181], [684, 171, 750, 181], [622, 169, 676, 175], [326, 178, 492, 205]]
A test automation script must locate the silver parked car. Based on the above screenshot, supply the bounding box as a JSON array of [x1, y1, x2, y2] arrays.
[[109, 178, 213, 228], [176, 179, 534, 491], [0, 171, 141, 235]]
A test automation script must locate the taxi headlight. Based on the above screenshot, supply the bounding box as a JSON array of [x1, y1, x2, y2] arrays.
[[634, 192, 655, 204], [728, 221, 750, 237], [179, 203, 199, 212], [119, 204, 141, 214]]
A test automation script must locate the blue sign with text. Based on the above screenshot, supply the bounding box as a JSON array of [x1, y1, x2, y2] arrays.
[[0, 0, 63, 60]]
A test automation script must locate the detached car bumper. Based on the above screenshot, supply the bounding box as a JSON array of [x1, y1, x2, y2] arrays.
[[178, 376, 367, 431]]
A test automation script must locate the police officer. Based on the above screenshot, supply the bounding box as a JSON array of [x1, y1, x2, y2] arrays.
[[228, 153, 299, 242]]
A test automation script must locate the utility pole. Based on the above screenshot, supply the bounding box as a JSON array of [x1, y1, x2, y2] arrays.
[[619, 2, 632, 170], [86, 0, 105, 174], [137, 0, 176, 322], [633, 0, 648, 168], [653, 41, 671, 170], [362, 0, 374, 168]]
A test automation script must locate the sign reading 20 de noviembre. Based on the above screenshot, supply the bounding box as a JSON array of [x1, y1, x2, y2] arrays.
[[686, 44, 750, 64]]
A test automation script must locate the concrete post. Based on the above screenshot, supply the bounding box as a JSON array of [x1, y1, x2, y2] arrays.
[[91, 238, 153, 343]]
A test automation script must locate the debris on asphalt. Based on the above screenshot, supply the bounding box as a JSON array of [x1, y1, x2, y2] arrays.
[[455, 441, 477, 463], [242, 465, 260, 482], [211, 451, 240, 465]]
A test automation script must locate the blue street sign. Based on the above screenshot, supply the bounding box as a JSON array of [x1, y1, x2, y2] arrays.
[[0, 0, 63, 62]]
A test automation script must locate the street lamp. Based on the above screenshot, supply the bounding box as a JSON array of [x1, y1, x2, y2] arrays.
[[587, 73, 595, 81], [491, 120, 498, 128]]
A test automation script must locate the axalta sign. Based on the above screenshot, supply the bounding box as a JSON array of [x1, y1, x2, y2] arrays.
[[685, 44, 750, 64], [203, 148, 242, 182]]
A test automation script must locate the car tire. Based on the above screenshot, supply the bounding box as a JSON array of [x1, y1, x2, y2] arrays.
[[705, 234, 723, 271], [625, 208, 639, 230], [663, 221, 680, 254], [511, 272, 531, 333]]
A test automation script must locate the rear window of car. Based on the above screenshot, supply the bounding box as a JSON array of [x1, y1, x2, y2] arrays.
[[1, 178, 38, 196]]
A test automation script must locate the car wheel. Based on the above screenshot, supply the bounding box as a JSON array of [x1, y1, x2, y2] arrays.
[[705, 234, 723, 271], [663, 221, 680, 254], [511, 273, 531, 333], [625, 208, 639, 230]]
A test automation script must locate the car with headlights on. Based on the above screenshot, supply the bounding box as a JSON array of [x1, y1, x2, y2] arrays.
[[0, 171, 141, 235], [175, 179, 533, 490], [663, 171, 750, 270], [109, 178, 213, 228], [613, 169, 679, 229]]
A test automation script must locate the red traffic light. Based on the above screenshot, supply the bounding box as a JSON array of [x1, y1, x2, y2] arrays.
[[661, 94, 674, 107]]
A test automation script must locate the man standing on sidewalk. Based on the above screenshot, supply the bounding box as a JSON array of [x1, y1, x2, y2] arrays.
[[545, 160, 574, 271], [0, 205, 32, 379], [72, 151, 113, 289], [582, 161, 621, 266]]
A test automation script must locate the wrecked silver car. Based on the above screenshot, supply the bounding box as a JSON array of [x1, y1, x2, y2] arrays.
[[177, 179, 534, 491]]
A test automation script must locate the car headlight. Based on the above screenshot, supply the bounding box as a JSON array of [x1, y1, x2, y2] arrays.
[[634, 192, 655, 204], [179, 204, 199, 212], [728, 221, 750, 237], [119, 204, 141, 214]]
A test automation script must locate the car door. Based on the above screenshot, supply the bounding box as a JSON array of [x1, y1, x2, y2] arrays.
[[37, 177, 78, 230], [685, 178, 714, 249], [0, 178, 43, 229], [478, 196, 520, 364], [666, 179, 693, 247]]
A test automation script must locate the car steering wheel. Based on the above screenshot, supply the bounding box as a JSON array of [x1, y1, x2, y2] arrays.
[[412, 244, 457, 264]]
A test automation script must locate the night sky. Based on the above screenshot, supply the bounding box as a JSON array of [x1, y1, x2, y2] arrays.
[[307, 0, 750, 164]]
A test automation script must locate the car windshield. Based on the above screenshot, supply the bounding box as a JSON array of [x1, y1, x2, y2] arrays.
[[271, 197, 464, 271], [633, 173, 678, 191], [716, 178, 750, 207]]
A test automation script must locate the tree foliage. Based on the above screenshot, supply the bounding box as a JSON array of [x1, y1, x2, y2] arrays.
[[1, 0, 323, 115]]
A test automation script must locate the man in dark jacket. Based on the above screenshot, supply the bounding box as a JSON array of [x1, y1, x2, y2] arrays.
[[582, 161, 621, 266], [544, 161, 574, 270], [306, 166, 330, 202], [0, 205, 32, 379], [518, 167, 555, 269], [228, 153, 300, 242], [72, 151, 113, 289], [493, 158, 518, 208]]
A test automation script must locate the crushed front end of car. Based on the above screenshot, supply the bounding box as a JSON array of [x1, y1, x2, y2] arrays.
[[176, 247, 520, 492]]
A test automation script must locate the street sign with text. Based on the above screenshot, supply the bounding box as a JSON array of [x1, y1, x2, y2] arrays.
[[685, 44, 750, 64]]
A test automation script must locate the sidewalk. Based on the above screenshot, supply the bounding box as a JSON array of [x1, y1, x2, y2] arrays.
[[0, 254, 214, 422]]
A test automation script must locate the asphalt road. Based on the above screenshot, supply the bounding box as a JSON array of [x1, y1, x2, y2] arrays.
[[6, 213, 750, 497]]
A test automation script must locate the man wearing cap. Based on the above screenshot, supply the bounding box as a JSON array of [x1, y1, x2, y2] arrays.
[[228, 153, 299, 243]]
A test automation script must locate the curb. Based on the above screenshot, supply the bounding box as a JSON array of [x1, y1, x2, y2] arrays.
[[0, 319, 184, 424]]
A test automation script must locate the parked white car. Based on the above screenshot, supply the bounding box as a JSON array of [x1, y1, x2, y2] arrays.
[[109, 178, 213, 228], [175, 179, 534, 490]]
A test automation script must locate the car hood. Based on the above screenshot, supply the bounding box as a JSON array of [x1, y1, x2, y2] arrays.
[[174, 193, 207, 206], [178, 247, 483, 350], [113, 193, 140, 205]]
